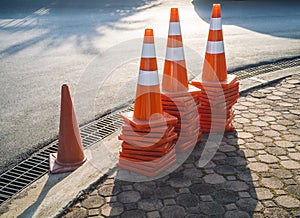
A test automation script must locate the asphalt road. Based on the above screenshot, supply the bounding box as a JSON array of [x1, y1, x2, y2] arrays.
[[0, 0, 300, 173]]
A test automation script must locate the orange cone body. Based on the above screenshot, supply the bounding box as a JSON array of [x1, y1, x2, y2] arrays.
[[133, 29, 163, 121], [202, 4, 227, 82], [162, 8, 188, 92], [49, 84, 86, 174]]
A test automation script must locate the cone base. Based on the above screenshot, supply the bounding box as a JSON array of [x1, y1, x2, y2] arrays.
[[49, 153, 87, 174], [191, 74, 237, 88]]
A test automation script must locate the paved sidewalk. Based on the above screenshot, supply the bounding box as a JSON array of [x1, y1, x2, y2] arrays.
[[60, 74, 300, 218]]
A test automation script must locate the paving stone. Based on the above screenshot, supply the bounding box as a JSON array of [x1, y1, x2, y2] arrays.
[[286, 185, 300, 197], [252, 121, 268, 127], [262, 129, 280, 137], [155, 186, 176, 199], [121, 209, 146, 218], [81, 195, 105, 209], [137, 199, 163, 211], [255, 188, 273, 200], [168, 177, 191, 188], [271, 124, 288, 131], [239, 192, 251, 198], [198, 201, 225, 215], [226, 157, 247, 166], [247, 143, 265, 150], [274, 189, 286, 195], [223, 181, 249, 192], [219, 144, 237, 152], [289, 152, 300, 161], [264, 208, 291, 217], [266, 147, 287, 156], [243, 126, 262, 133], [236, 198, 257, 213], [118, 191, 141, 203], [280, 160, 300, 169], [98, 184, 121, 197], [213, 190, 238, 204], [88, 208, 100, 216], [214, 165, 236, 175], [179, 188, 190, 193], [225, 203, 238, 211], [65, 207, 87, 218], [133, 182, 156, 199], [176, 193, 199, 208], [263, 200, 277, 208], [257, 154, 279, 163], [190, 183, 215, 195], [200, 195, 213, 202], [203, 173, 226, 184], [255, 136, 273, 143], [274, 195, 300, 208], [146, 211, 161, 218], [124, 202, 137, 210], [243, 149, 257, 158], [260, 116, 276, 122], [122, 185, 133, 191], [163, 199, 176, 206], [160, 205, 185, 218], [101, 202, 124, 216], [238, 132, 254, 139], [248, 162, 269, 172], [275, 140, 295, 148], [261, 177, 284, 189], [224, 210, 250, 218]]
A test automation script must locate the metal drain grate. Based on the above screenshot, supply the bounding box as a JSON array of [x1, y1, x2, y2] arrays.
[[1, 56, 300, 206], [0, 105, 133, 206], [235, 57, 300, 80]]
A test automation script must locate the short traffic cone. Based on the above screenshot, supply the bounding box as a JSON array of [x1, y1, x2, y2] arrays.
[[161, 8, 201, 152], [190, 4, 239, 132], [118, 29, 178, 177], [49, 84, 86, 174]]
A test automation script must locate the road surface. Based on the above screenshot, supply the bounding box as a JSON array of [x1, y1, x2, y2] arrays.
[[0, 0, 300, 172]]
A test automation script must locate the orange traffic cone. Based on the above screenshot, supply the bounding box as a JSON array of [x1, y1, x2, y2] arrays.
[[162, 8, 188, 92], [190, 4, 239, 133], [49, 84, 86, 174], [121, 29, 178, 129]]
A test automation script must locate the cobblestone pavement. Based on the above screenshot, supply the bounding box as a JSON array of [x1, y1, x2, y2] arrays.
[[61, 74, 300, 218]]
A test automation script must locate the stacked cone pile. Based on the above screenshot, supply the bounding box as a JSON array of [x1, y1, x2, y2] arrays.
[[161, 8, 202, 152], [118, 29, 178, 177], [191, 4, 239, 132]]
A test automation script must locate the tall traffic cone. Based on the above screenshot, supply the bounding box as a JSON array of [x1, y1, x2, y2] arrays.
[[118, 29, 178, 177], [161, 8, 201, 153], [190, 4, 239, 132], [49, 84, 86, 174], [162, 8, 188, 92]]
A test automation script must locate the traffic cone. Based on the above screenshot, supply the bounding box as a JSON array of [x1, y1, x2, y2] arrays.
[[49, 84, 86, 174], [190, 4, 239, 133], [161, 8, 201, 153], [118, 29, 178, 177], [162, 8, 188, 92]]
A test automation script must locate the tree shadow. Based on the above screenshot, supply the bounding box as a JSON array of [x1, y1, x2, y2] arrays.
[[102, 131, 258, 217], [0, 0, 161, 57], [192, 0, 300, 39]]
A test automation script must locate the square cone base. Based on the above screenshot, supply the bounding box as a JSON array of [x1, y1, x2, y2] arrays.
[[49, 153, 87, 174], [121, 111, 177, 130], [189, 79, 239, 133]]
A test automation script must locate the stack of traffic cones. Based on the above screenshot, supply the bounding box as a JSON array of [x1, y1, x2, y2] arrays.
[[118, 29, 178, 177], [49, 84, 86, 174], [190, 4, 239, 132], [161, 8, 202, 152]]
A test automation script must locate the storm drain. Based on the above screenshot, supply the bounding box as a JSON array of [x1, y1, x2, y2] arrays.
[[0, 56, 300, 206], [0, 105, 133, 206]]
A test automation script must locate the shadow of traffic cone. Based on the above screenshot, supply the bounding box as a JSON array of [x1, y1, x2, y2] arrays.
[[190, 4, 239, 133], [49, 84, 86, 174], [118, 29, 178, 177], [161, 8, 201, 153]]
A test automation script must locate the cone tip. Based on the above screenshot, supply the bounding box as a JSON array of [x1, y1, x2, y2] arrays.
[[212, 4, 221, 18], [144, 28, 153, 36], [170, 8, 179, 22]]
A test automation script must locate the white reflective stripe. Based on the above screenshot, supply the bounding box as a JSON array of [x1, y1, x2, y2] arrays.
[[206, 41, 224, 54], [141, 43, 156, 58], [165, 47, 185, 61], [168, 22, 181, 36], [138, 70, 159, 86], [210, 18, 222, 30]]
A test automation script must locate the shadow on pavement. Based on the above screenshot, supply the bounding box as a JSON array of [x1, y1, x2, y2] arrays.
[[192, 0, 300, 39], [103, 131, 258, 217], [0, 0, 161, 57]]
